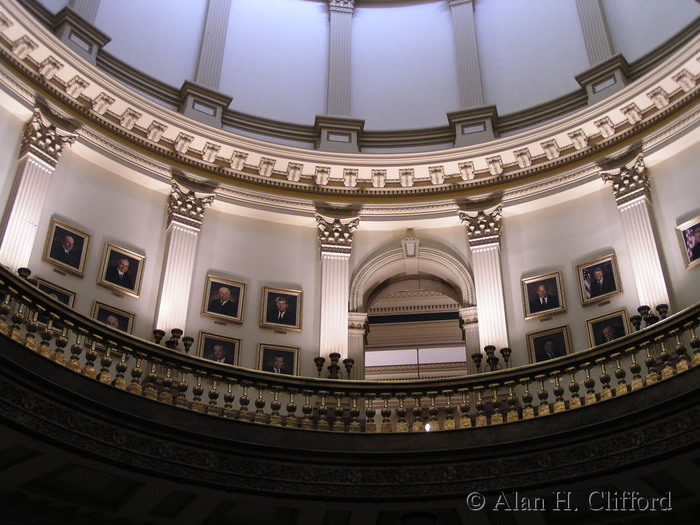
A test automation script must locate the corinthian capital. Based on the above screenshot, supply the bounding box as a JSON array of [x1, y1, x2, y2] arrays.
[[599, 152, 649, 205], [20, 98, 81, 168], [168, 177, 216, 230], [459, 205, 502, 246], [316, 214, 360, 254], [329, 0, 354, 14]]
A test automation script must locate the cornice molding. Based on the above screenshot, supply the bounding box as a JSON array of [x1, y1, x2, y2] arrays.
[[0, 1, 698, 220]]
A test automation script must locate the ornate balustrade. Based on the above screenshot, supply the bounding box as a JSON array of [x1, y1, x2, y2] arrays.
[[1, 265, 698, 434]]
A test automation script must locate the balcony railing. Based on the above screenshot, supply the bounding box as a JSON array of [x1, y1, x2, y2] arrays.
[[1, 265, 698, 434]]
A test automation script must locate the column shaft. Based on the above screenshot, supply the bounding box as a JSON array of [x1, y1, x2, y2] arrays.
[[194, 0, 232, 90], [575, 0, 614, 65], [319, 251, 351, 357], [0, 157, 54, 271], [449, 0, 484, 108], [67, 0, 100, 24], [327, 2, 354, 116], [618, 197, 669, 308], [471, 243, 508, 350]]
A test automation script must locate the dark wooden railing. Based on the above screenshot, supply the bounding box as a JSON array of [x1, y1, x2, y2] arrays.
[[1, 265, 698, 433]]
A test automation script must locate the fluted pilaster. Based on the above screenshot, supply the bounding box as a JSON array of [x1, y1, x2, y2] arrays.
[[194, 0, 232, 90], [67, 0, 99, 24], [348, 312, 368, 379], [0, 100, 79, 271], [575, 0, 614, 66], [459, 206, 508, 350], [317, 212, 359, 359], [155, 177, 216, 334], [327, 0, 354, 116], [449, 0, 484, 108], [600, 154, 669, 309]]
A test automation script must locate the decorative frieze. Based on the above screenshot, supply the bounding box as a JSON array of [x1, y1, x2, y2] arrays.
[[329, 0, 354, 14], [147, 121, 167, 143], [316, 214, 360, 254], [459, 206, 502, 247], [399, 169, 414, 188], [599, 152, 649, 206], [91, 92, 114, 115], [167, 178, 216, 230], [287, 162, 303, 182], [38, 56, 63, 80]]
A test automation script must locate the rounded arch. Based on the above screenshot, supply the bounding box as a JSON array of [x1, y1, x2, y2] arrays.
[[349, 246, 475, 312]]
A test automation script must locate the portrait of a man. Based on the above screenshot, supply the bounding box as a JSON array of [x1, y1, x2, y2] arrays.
[[528, 326, 571, 364], [98, 244, 144, 297], [587, 308, 629, 347], [92, 301, 134, 333], [202, 276, 245, 323], [578, 255, 622, 304], [43, 219, 89, 276], [257, 344, 299, 375], [522, 272, 565, 319], [198, 332, 239, 365], [261, 287, 302, 330]]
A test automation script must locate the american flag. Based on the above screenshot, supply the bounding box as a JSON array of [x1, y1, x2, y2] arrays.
[[582, 267, 593, 299]]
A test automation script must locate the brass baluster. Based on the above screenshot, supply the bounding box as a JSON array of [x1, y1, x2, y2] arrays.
[[519, 378, 534, 419], [9, 302, 27, 344], [474, 386, 487, 426], [223, 381, 236, 418], [583, 363, 597, 405], [395, 394, 407, 432], [317, 391, 329, 430], [82, 337, 99, 379], [238, 382, 251, 420], [143, 362, 159, 400], [128, 355, 143, 395], [191, 375, 206, 413], [642, 341, 659, 385], [380, 394, 392, 433], [286, 389, 298, 427], [489, 384, 503, 424], [364, 395, 376, 433], [158, 366, 174, 404], [0, 292, 12, 333], [656, 335, 675, 380], [458, 388, 472, 428], [207, 379, 221, 416], [348, 394, 361, 432], [112, 349, 128, 390], [411, 393, 423, 432], [333, 392, 345, 432], [253, 386, 267, 423], [38, 316, 53, 358], [301, 390, 313, 429], [535, 375, 550, 416], [503, 382, 518, 422], [443, 390, 456, 429], [552, 372, 566, 413], [24, 309, 39, 351], [672, 329, 690, 373], [68, 328, 87, 374], [427, 392, 439, 430], [612, 352, 628, 396], [175, 369, 190, 408], [269, 387, 282, 426], [97, 342, 114, 384], [596, 358, 612, 400], [565, 367, 582, 408], [687, 322, 700, 367], [628, 347, 644, 390], [51, 318, 69, 366]]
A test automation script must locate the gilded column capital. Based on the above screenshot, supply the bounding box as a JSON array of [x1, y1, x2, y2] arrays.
[[316, 214, 360, 254], [329, 0, 354, 14], [599, 152, 649, 206], [168, 178, 216, 230], [20, 98, 81, 168], [458, 205, 502, 246]]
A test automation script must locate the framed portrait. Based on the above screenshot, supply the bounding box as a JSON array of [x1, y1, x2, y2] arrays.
[[586, 308, 631, 347], [91, 301, 135, 333], [675, 214, 700, 270], [521, 271, 566, 319], [197, 332, 240, 366], [42, 218, 90, 276], [35, 278, 75, 327], [97, 243, 145, 297], [527, 325, 572, 363], [576, 253, 622, 304], [260, 286, 302, 331], [201, 275, 246, 323], [257, 343, 299, 375]]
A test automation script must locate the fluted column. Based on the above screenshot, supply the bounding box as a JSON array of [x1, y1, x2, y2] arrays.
[[449, 0, 484, 109], [459, 306, 479, 373], [67, 0, 99, 24], [575, 0, 614, 66], [327, 0, 354, 116], [348, 312, 368, 379], [154, 175, 216, 335], [459, 206, 508, 351], [0, 100, 79, 271], [317, 212, 360, 360], [600, 153, 670, 310], [194, 0, 232, 90]]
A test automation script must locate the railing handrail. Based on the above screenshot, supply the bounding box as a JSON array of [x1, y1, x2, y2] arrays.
[[2, 264, 698, 397]]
